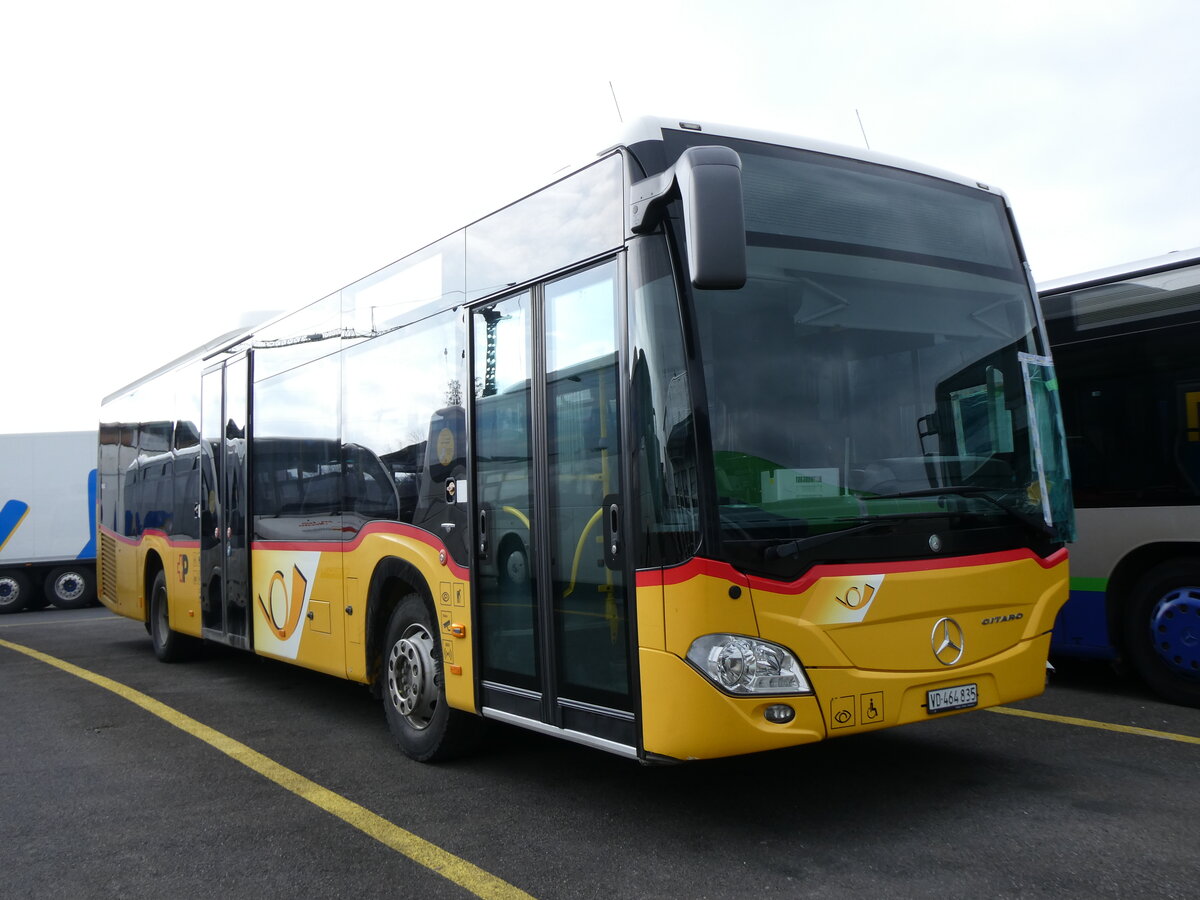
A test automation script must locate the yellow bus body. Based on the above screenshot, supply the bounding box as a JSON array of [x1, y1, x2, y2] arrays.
[[102, 524, 1065, 761], [101, 523, 477, 711], [638, 548, 1067, 760]]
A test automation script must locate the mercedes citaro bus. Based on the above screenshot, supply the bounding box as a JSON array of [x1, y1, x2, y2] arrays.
[[99, 118, 1074, 762]]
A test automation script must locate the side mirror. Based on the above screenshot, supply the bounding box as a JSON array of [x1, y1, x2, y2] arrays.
[[631, 146, 747, 290]]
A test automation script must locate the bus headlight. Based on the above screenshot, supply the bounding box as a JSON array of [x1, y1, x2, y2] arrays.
[[686, 634, 811, 695]]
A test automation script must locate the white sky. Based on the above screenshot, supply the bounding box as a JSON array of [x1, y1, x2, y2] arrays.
[[4, 0, 1198, 433]]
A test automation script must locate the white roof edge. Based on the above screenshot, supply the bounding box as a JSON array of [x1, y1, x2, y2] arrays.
[[1037, 246, 1200, 293], [611, 116, 1005, 196], [101, 327, 251, 406]]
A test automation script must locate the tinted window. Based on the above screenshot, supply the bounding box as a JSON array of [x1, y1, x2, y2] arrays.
[[628, 236, 700, 566], [1044, 262, 1200, 507], [252, 353, 342, 539]]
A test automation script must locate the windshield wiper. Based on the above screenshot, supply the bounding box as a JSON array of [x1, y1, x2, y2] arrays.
[[760, 515, 943, 559], [764, 522, 881, 559], [867, 486, 1053, 536]]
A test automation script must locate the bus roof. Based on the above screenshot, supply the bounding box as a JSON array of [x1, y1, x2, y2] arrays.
[[103, 117, 1014, 408], [1038, 247, 1200, 295], [616, 117, 1005, 195]]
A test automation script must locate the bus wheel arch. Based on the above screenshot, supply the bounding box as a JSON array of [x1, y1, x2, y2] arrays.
[[1105, 543, 1200, 654], [367, 557, 481, 761], [1120, 554, 1200, 707], [146, 556, 196, 662], [365, 557, 434, 692]]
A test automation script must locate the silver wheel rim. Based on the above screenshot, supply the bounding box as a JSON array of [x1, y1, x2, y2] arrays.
[[387, 623, 438, 729], [55, 573, 85, 602]]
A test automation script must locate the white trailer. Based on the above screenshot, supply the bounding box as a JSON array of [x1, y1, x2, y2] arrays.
[[0, 431, 97, 612]]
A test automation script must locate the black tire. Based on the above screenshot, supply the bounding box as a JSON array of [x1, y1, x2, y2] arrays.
[[44, 566, 96, 610], [382, 593, 481, 761], [149, 569, 196, 662], [0, 570, 31, 614], [1123, 560, 1200, 707]]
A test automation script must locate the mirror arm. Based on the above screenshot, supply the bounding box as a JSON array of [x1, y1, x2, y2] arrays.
[[628, 145, 746, 290], [629, 169, 676, 234]]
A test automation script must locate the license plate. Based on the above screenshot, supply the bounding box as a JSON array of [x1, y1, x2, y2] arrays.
[[926, 683, 978, 714]]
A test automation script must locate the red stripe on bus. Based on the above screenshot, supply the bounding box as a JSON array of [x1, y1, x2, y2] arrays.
[[98, 526, 198, 549], [637, 546, 1067, 594], [251, 521, 470, 580], [101, 523, 467, 579]]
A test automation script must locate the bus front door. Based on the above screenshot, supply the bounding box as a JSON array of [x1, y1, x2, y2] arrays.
[[471, 262, 636, 753], [200, 355, 252, 650]]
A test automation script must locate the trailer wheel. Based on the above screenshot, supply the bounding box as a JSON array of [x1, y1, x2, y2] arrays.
[[149, 570, 195, 662], [45, 566, 96, 610], [1124, 560, 1200, 708], [0, 570, 31, 614], [382, 593, 481, 761]]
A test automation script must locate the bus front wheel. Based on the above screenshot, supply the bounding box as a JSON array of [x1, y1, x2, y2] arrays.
[[1124, 560, 1200, 708], [382, 593, 480, 761]]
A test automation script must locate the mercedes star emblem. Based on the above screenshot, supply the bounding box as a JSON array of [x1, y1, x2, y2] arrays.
[[931, 616, 965, 666]]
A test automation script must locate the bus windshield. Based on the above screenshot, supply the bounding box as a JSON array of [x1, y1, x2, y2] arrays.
[[675, 136, 1074, 576]]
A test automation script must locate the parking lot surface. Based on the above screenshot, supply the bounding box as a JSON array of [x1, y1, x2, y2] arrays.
[[2, 606, 1197, 899]]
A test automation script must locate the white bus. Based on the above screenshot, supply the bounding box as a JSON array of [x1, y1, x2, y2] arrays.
[[1040, 247, 1200, 706]]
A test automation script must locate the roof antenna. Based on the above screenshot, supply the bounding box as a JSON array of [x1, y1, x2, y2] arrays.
[[855, 109, 871, 150], [609, 81, 624, 124]]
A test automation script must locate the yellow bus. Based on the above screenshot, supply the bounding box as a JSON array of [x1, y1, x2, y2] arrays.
[[98, 118, 1075, 762]]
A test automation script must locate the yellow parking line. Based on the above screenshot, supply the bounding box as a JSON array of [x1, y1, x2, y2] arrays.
[[0, 614, 125, 629], [0, 637, 534, 900], [989, 705, 1200, 745]]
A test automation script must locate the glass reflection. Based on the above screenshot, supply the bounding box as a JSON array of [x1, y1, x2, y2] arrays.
[[545, 262, 630, 707], [341, 309, 468, 563], [466, 155, 623, 302], [473, 293, 536, 686], [252, 354, 342, 542]]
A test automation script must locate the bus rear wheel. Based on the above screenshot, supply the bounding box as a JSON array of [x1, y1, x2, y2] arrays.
[[149, 570, 196, 662], [382, 593, 480, 761], [1124, 560, 1200, 708]]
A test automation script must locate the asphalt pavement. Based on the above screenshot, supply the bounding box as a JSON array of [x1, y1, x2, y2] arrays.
[[2, 606, 1198, 899]]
